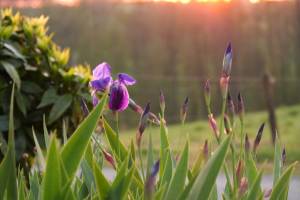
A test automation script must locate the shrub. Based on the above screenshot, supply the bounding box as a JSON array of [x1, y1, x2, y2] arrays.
[[0, 9, 91, 161], [0, 44, 296, 200]]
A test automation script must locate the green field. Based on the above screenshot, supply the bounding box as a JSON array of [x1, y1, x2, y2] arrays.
[[118, 104, 300, 173]]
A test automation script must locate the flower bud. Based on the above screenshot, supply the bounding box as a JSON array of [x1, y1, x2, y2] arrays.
[[253, 123, 265, 153], [227, 92, 235, 119], [180, 97, 189, 124], [224, 114, 232, 134], [219, 76, 230, 98], [203, 139, 209, 160], [237, 92, 245, 122], [102, 149, 115, 169], [129, 98, 159, 125], [245, 134, 250, 153], [282, 147, 286, 166], [208, 114, 220, 140], [136, 103, 151, 148], [236, 160, 243, 184], [222, 42, 232, 78], [238, 177, 248, 197], [264, 188, 272, 198], [145, 160, 160, 199]]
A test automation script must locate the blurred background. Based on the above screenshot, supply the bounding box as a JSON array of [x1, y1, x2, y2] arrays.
[[1, 0, 300, 153], [2, 0, 299, 127]]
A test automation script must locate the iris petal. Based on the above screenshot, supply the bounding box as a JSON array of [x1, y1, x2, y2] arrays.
[[90, 76, 112, 91], [109, 81, 129, 112], [118, 73, 136, 86], [92, 62, 112, 80]]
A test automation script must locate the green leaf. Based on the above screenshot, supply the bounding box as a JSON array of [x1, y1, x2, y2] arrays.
[[1, 61, 21, 89], [3, 42, 25, 61], [187, 136, 231, 200], [43, 115, 50, 149], [15, 89, 27, 116], [111, 156, 135, 200], [146, 131, 154, 178], [273, 135, 282, 186], [246, 171, 263, 200], [17, 170, 28, 200], [28, 171, 41, 200], [21, 81, 42, 94], [32, 127, 45, 170], [164, 141, 189, 200], [42, 137, 61, 200], [37, 88, 58, 109], [245, 153, 258, 187], [159, 118, 170, 179], [48, 94, 72, 124], [159, 150, 173, 188], [60, 95, 107, 179], [0, 85, 17, 199], [93, 160, 111, 199], [103, 118, 128, 161], [270, 162, 297, 200]]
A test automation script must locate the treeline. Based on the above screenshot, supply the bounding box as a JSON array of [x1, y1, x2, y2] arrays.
[[19, 1, 300, 126]]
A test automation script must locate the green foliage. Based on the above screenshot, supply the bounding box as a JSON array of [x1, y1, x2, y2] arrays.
[[0, 83, 296, 200], [0, 9, 91, 162]]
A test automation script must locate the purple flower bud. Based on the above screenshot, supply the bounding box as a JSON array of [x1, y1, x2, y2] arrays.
[[136, 103, 151, 147], [224, 114, 232, 134], [129, 98, 144, 114], [129, 98, 160, 125], [145, 160, 160, 199], [236, 160, 243, 184], [208, 114, 220, 140], [253, 123, 265, 153], [237, 92, 245, 122], [264, 188, 272, 198], [80, 98, 89, 117], [150, 160, 160, 178], [222, 42, 232, 77], [180, 97, 189, 124], [203, 139, 209, 160], [238, 177, 248, 197], [282, 147, 286, 166], [227, 92, 235, 117], [245, 134, 250, 153], [102, 149, 116, 169]]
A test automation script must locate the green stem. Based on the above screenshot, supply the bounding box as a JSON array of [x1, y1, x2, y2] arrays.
[[115, 112, 120, 161], [138, 147, 146, 182]]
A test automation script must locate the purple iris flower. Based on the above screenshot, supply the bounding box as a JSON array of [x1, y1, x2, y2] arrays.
[[109, 73, 136, 112], [90, 62, 113, 92], [89, 62, 136, 111]]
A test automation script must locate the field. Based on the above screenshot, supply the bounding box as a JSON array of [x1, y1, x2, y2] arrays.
[[120, 104, 300, 173]]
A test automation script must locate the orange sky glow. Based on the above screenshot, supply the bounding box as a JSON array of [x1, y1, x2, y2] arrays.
[[0, 0, 293, 8]]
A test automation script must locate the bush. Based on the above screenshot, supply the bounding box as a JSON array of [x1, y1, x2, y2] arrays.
[[0, 9, 91, 160]]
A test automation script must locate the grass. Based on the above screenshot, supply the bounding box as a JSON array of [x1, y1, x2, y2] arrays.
[[119, 104, 300, 174]]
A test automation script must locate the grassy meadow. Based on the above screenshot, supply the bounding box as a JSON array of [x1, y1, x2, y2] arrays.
[[120, 104, 300, 173]]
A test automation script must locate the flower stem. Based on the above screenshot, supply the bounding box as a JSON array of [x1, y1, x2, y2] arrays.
[[138, 146, 146, 182], [115, 112, 120, 160]]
